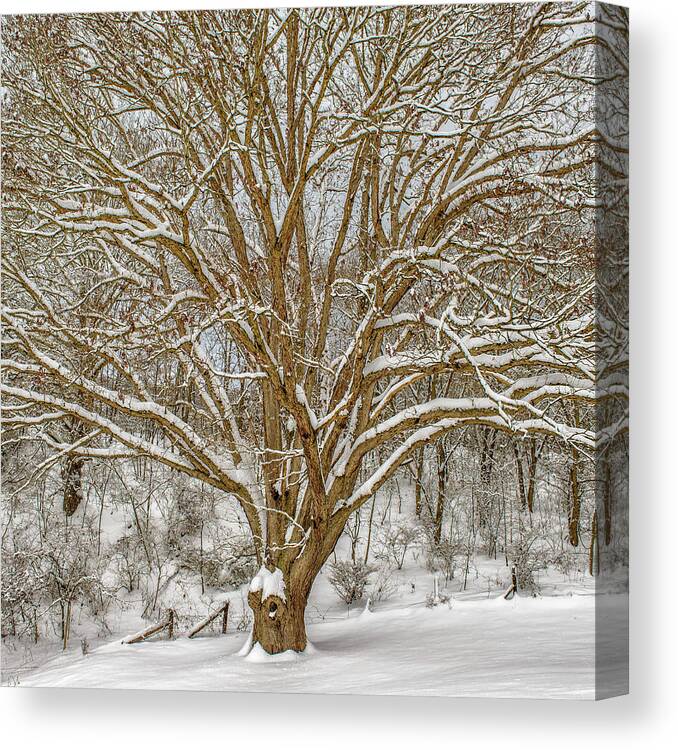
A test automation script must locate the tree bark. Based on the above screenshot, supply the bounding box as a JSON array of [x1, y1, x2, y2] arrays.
[[246, 514, 349, 655], [604, 460, 612, 546], [526, 439, 537, 514], [247, 588, 308, 654], [414, 447, 424, 517], [513, 442, 527, 511], [62, 454, 84, 516], [568, 447, 581, 547], [589, 510, 599, 576], [363, 494, 376, 565], [478, 428, 496, 533], [434, 441, 447, 544]]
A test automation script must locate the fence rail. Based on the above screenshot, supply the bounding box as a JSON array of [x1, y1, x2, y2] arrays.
[[122, 602, 231, 645], [122, 609, 175, 644], [187, 601, 229, 639]]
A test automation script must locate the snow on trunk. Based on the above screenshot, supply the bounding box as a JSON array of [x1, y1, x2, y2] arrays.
[[245, 566, 307, 655]]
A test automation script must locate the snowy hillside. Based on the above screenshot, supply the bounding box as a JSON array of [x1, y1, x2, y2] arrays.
[[16, 592, 627, 699]]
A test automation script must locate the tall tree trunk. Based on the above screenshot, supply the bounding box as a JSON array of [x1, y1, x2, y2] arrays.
[[589, 510, 599, 576], [568, 447, 581, 547], [62, 598, 72, 650], [478, 428, 496, 532], [480, 428, 496, 484], [526, 439, 538, 514], [62, 416, 87, 516], [513, 442, 527, 511], [434, 441, 447, 544], [363, 494, 376, 565], [246, 510, 353, 655], [414, 447, 424, 517], [604, 459, 613, 546], [62, 454, 84, 516]]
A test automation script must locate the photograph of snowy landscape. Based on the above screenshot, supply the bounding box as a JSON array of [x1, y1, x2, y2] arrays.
[[1, 2, 628, 698]]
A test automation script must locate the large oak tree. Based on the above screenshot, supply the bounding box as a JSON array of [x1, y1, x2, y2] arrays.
[[1, 3, 626, 653]]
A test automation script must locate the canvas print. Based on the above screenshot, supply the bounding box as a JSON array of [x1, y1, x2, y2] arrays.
[[0, 2, 628, 698]]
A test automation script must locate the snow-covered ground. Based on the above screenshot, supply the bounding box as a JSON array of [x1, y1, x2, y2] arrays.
[[11, 592, 627, 699]]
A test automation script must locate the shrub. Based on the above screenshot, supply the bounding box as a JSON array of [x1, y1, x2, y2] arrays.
[[425, 591, 451, 607], [424, 536, 460, 582], [509, 539, 545, 593], [368, 565, 400, 603], [327, 561, 376, 604], [375, 522, 421, 570], [550, 548, 579, 577]]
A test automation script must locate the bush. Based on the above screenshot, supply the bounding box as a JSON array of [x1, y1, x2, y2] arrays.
[[327, 561, 376, 605], [426, 591, 451, 607], [509, 539, 545, 594], [550, 548, 579, 577], [375, 522, 420, 570], [368, 565, 400, 603], [178, 548, 224, 588], [424, 535, 460, 582], [172, 529, 257, 591], [2, 517, 114, 647], [111, 532, 149, 593]]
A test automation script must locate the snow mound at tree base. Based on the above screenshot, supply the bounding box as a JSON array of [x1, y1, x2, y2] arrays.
[[244, 641, 317, 663]]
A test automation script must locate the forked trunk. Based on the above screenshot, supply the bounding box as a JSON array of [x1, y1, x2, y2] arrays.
[[247, 587, 308, 654], [244, 519, 345, 655]]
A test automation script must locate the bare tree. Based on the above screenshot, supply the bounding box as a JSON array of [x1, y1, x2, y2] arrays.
[[1, 4, 624, 654]]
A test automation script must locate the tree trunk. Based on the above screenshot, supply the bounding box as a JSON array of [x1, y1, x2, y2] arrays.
[[414, 447, 424, 517], [62, 454, 84, 516], [513, 442, 527, 511], [247, 588, 308, 654], [526, 439, 537, 514], [363, 494, 376, 565], [568, 448, 581, 547], [434, 441, 447, 544], [589, 510, 599, 576], [245, 513, 348, 655], [478, 428, 496, 533], [603, 460, 612, 546], [62, 598, 72, 650]]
